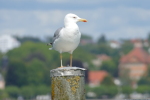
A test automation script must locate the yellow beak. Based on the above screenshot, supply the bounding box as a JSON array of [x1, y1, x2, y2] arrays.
[[79, 18, 88, 22]]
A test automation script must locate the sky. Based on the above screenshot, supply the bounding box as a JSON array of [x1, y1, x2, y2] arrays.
[[0, 0, 150, 40]]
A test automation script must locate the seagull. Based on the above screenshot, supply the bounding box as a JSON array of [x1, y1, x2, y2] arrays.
[[47, 13, 87, 68]]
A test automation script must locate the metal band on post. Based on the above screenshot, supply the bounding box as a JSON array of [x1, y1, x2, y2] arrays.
[[50, 67, 86, 100]]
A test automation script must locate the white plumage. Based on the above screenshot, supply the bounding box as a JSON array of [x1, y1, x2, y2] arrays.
[[48, 13, 87, 67]]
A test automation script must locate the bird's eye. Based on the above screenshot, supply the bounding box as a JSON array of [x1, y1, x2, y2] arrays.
[[73, 17, 76, 19]]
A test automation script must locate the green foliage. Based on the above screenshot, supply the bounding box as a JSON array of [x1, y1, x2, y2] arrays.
[[20, 86, 35, 99], [86, 85, 118, 99], [119, 67, 132, 86], [101, 75, 115, 86], [1, 34, 143, 99], [34, 85, 50, 95], [100, 60, 118, 77], [147, 32, 150, 42], [19, 85, 50, 99], [97, 34, 106, 44], [121, 86, 133, 95], [120, 40, 133, 54], [5, 41, 95, 87], [136, 85, 150, 94], [15, 36, 42, 43], [5, 86, 20, 98], [89, 43, 111, 55], [6, 60, 27, 86], [0, 85, 50, 99], [138, 66, 150, 85], [0, 89, 9, 99], [81, 34, 92, 40], [138, 77, 150, 85], [26, 59, 48, 86]]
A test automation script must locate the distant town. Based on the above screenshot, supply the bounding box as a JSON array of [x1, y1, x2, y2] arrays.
[[1, 33, 150, 99]]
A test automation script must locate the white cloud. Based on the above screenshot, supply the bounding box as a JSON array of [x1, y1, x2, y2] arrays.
[[34, 10, 64, 26], [0, 6, 150, 40], [36, 0, 69, 3], [0, 28, 25, 37], [36, 0, 118, 4]]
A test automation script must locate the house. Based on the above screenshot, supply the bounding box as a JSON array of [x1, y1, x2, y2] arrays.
[[119, 47, 150, 84], [130, 39, 149, 47], [88, 71, 108, 87], [109, 40, 120, 49], [92, 54, 111, 67], [0, 34, 20, 53], [131, 39, 143, 48]]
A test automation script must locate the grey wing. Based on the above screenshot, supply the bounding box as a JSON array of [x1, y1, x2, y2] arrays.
[[51, 27, 63, 45]]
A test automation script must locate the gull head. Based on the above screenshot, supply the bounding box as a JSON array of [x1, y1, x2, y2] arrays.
[[64, 13, 87, 24]]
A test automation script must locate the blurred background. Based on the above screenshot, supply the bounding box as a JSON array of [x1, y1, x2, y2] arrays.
[[0, 0, 150, 100]]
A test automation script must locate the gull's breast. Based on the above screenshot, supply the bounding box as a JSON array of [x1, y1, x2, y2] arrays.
[[53, 30, 81, 53]]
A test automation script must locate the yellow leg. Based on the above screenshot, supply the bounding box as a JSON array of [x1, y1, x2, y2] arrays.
[[70, 54, 72, 67], [60, 53, 63, 68]]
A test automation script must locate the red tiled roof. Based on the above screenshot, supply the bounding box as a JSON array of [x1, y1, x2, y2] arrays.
[[120, 47, 150, 63], [88, 71, 108, 84]]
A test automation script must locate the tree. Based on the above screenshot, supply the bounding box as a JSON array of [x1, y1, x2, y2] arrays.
[[15, 36, 42, 43], [34, 85, 50, 95], [97, 34, 106, 44], [26, 59, 48, 86], [5, 41, 95, 86], [121, 86, 133, 97], [21, 86, 35, 99], [138, 77, 150, 85], [100, 60, 118, 77], [6, 60, 28, 87], [138, 65, 150, 85], [101, 75, 115, 86], [0, 89, 9, 99], [5, 86, 20, 98], [81, 34, 92, 40], [136, 85, 150, 94], [147, 32, 150, 42], [89, 85, 118, 98], [120, 40, 133, 54], [119, 68, 132, 86]]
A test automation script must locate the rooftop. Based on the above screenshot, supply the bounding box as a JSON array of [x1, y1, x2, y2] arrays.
[[120, 47, 150, 63], [88, 71, 108, 85]]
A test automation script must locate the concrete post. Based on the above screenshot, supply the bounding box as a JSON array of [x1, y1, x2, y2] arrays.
[[50, 67, 86, 100]]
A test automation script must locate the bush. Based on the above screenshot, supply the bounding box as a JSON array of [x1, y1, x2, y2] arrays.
[[20, 86, 36, 99], [121, 86, 133, 97], [5, 86, 20, 98], [136, 85, 150, 94], [34, 85, 50, 95], [0, 89, 9, 99], [86, 85, 118, 99]]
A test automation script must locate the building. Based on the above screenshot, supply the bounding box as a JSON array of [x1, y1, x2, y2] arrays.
[[0, 35, 20, 53], [131, 39, 149, 47], [109, 40, 120, 49], [88, 71, 108, 87], [92, 54, 111, 67], [119, 47, 150, 83], [130, 39, 143, 48]]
